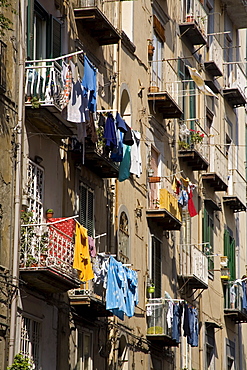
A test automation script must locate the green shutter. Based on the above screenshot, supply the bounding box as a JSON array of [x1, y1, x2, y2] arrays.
[[224, 229, 236, 281], [50, 16, 61, 59], [203, 208, 214, 271], [27, 0, 34, 59], [152, 237, 161, 298]]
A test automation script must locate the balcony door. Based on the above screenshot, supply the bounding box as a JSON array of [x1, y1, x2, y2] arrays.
[[151, 32, 163, 91]]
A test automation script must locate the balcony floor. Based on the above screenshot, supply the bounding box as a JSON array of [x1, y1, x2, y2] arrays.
[[20, 267, 80, 293], [202, 172, 228, 192], [178, 148, 209, 171], [223, 87, 247, 108], [148, 91, 183, 119], [223, 196, 246, 212], [224, 308, 247, 323], [179, 23, 207, 45], [74, 7, 120, 45], [146, 208, 182, 230], [69, 292, 113, 317], [204, 61, 223, 77], [146, 334, 179, 347], [178, 275, 208, 290], [26, 105, 76, 139]]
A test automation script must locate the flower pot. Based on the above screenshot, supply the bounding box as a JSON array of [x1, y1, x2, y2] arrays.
[[148, 44, 155, 57], [147, 284, 155, 294], [46, 212, 54, 219], [148, 176, 161, 183]]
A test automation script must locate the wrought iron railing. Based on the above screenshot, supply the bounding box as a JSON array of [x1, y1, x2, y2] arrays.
[[179, 244, 208, 286]]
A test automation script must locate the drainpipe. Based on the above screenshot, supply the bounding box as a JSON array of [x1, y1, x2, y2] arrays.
[[8, 0, 25, 365]]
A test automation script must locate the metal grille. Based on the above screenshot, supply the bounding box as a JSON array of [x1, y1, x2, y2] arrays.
[[20, 316, 41, 369], [27, 160, 44, 223]]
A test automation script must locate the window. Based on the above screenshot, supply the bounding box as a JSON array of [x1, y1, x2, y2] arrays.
[[20, 316, 41, 369], [224, 229, 236, 281], [151, 235, 162, 298], [151, 32, 163, 90], [178, 59, 196, 129], [226, 339, 235, 370], [118, 211, 130, 264], [27, 160, 44, 223], [79, 183, 94, 237], [205, 324, 215, 370], [76, 330, 93, 370], [27, 1, 61, 60], [203, 207, 214, 274]]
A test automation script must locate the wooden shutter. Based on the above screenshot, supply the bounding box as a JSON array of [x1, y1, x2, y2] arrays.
[[87, 189, 94, 237], [79, 184, 87, 228], [79, 184, 94, 237], [153, 15, 166, 42]]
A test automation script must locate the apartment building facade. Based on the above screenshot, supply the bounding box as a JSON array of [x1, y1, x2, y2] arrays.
[[1, 0, 247, 369]]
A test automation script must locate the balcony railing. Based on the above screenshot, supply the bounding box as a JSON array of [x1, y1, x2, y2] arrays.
[[223, 63, 247, 108], [148, 61, 183, 119], [146, 298, 178, 346], [178, 120, 209, 171], [146, 187, 182, 230], [223, 169, 247, 212], [202, 144, 228, 191], [25, 60, 63, 110], [69, 279, 113, 316], [20, 222, 80, 293], [224, 283, 247, 323], [179, 244, 208, 289], [73, 0, 120, 45], [204, 36, 223, 77], [179, 0, 207, 45]]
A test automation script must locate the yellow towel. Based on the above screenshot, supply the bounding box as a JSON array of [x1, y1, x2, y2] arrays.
[[73, 223, 94, 281]]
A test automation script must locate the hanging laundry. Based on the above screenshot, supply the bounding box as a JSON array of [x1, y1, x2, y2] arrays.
[[118, 144, 131, 182], [88, 236, 97, 258], [116, 112, 128, 133], [172, 303, 183, 344], [111, 131, 123, 162], [93, 253, 110, 288], [86, 111, 98, 144], [167, 300, 174, 329], [172, 176, 181, 195], [63, 80, 86, 123], [106, 256, 127, 320], [123, 124, 134, 146], [73, 223, 94, 282], [124, 266, 139, 318], [104, 113, 117, 150], [178, 190, 189, 208], [98, 112, 106, 127], [82, 55, 97, 112], [130, 130, 142, 177], [188, 185, 197, 217], [60, 64, 72, 110], [188, 307, 198, 347]]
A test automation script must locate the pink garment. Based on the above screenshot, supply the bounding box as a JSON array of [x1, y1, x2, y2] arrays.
[[88, 236, 97, 257]]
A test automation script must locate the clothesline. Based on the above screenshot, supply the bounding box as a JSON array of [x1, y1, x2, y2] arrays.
[[21, 215, 79, 227]]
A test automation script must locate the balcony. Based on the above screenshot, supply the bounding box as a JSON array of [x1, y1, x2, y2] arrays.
[[179, 244, 208, 289], [146, 298, 178, 346], [223, 169, 246, 212], [204, 36, 223, 77], [178, 122, 209, 171], [20, 221, 81, 293], [220, 0, 247, 29], [25, 60, 77, 138], [148, 61, 183, 119], [179, 0, 207, 45], [69, 138, 119, 178], [146, 187, 182, 230], [202, 144, 228, 191], [224, 283, 247, 323], [69, 281, 113, 317], [0, 41, 6, 93], [223, 63, 247, 108], [73, 0, 120, 45]]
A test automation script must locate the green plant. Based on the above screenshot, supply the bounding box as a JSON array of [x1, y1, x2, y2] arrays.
[[178, 140, 190, 150], [31, 96, 40, 109], [7, 353, 33, 370], [46, 209, 54, 214]]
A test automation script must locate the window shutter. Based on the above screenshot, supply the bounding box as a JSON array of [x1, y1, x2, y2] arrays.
[[79, 184, 87, 228], [87, 190, 94, 237], [224, 229, 235, 281], [50, 16, 61, 58], [152, 236, 161, 298], [153, 15, 166, 42], [27, 0, 34, 59]]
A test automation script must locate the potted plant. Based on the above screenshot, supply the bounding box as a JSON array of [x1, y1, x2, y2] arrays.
[[178, 140, 190, 150], [148, 39, 155, 57], [190, 129, 204, 144], [7, 353, 33, 370], [147, 281, 155, 294], [46, 209, 54, 219]]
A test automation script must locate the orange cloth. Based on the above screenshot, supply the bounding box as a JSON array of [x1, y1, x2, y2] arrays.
[[73, 224, 94, 281]]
